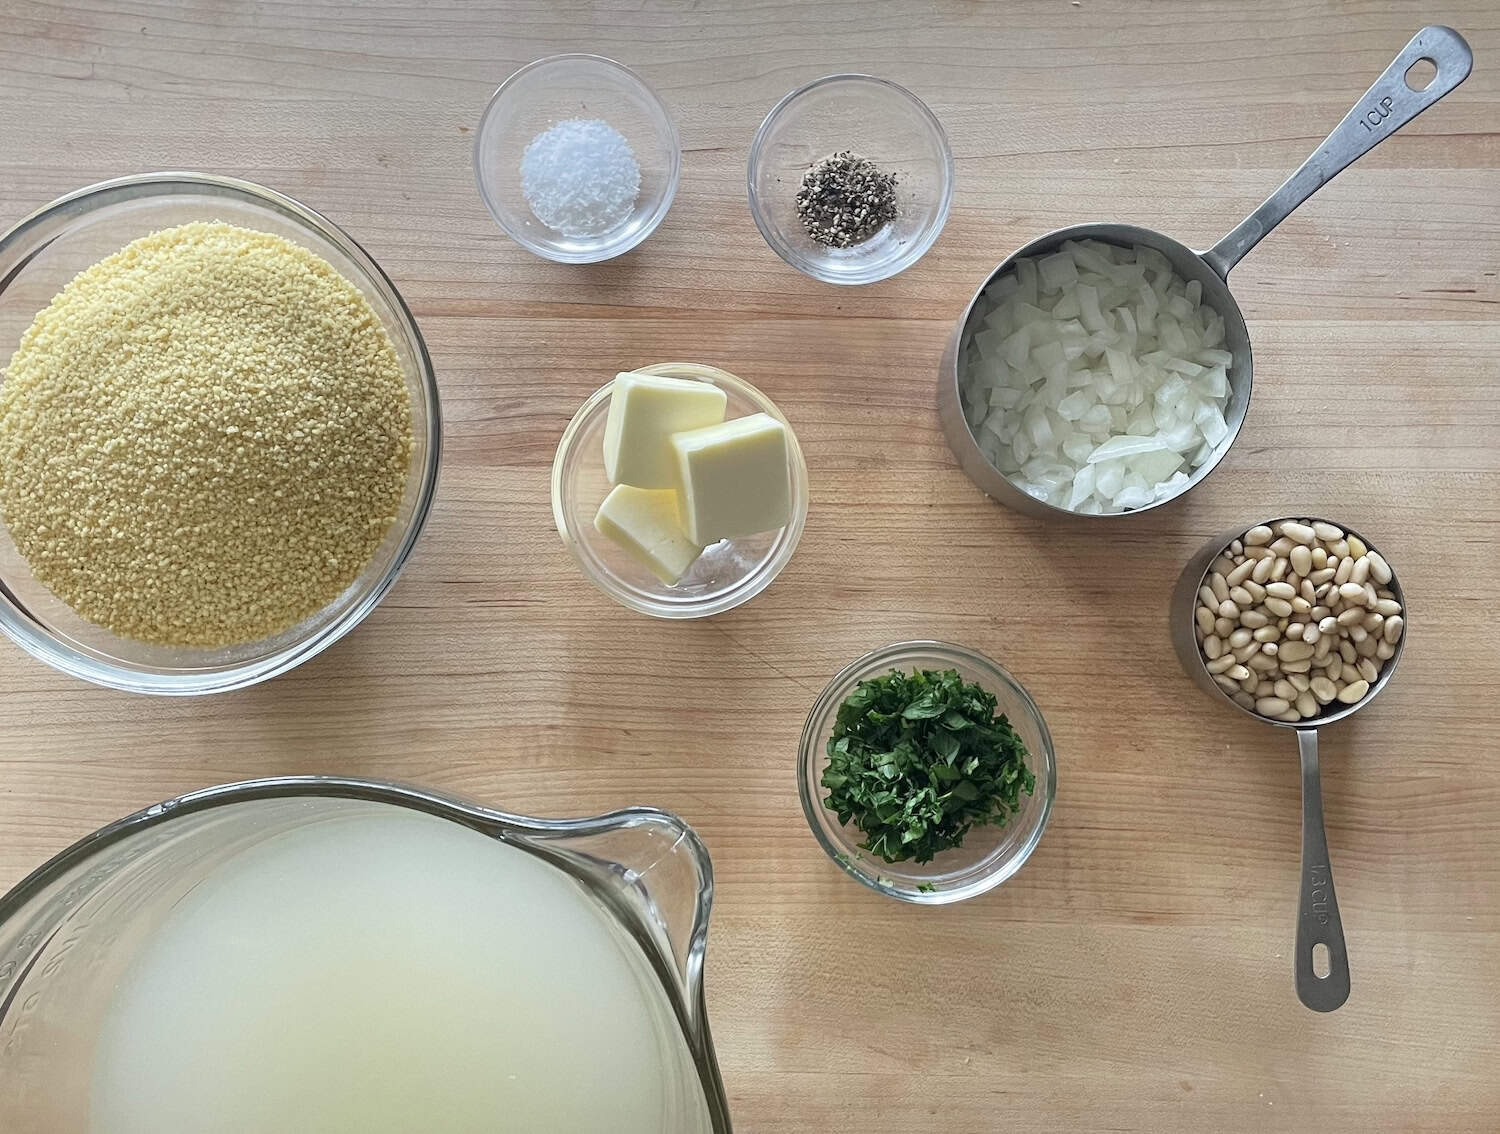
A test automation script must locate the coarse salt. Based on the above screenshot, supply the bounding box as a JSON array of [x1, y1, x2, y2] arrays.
[[520, 118, 641, 237]]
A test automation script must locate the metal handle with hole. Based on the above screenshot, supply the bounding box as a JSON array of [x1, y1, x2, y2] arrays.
[[1295, 729, 1350, 1011], [1203, 25, 1473, 278]]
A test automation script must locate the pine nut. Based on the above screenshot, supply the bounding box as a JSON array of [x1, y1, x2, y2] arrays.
[[1204, 635, 1223, 659], [1210, 573, 1230, 602], [1274, 679, 1297, 701], [1345, 535, 1367, 558], [1280, 522, 1316, 545], [1375, 598, 1402, 617], [1244, 545, 1275, 561], [1232, 691, 1256, 710], [1252, 626, 1279, 643], [1250, 556, 1275, 583], [1196, 606, 1216, 633], [1214, 674, 1240, 695], [1229, 628, 1253, 649], [1243, 581, 1267, 602], [1311, 546, 1328, 568], [1279, 641, 1314, 662], [1312, 521, 1343, 541], [1245, 525, 1273, 546], [1269, 536, 1296, 556], [1226, 559, 1256, 586], [1212, 555, 1236, 576], [1311, 676, 1337, 704], [1270, 557, 1289, 581], [1375, 639, 1395, 660], [1290, 597, 1312, 615], [1357, 658, 1379, 684], [1309, 567, 1336, 584], [1363, 582, 1377, 607], [1218, 599, 1239, 618], [1230, 539, 1244, 555], [1256, 696, 1291, 715], [1337, 582, 1367, 603], [1233, 643, 1259, 662], [1255, 679, 1276, 697], [1215, 617, 1235, 637], [1207, 654, 1236, 674], [1318, 616, 1339, 634], [1334, 557, 1353, 585], [1247, 653, 1277, 672], [1295, 691, 1318, 718], [1264, 597, 1294, 617], [1299, 578, 1316, 603], [1330, 539, 1349, 559], [1288, 674, 1311, 693], [1275, 709, 1302, 723], [1225, 664, 1251, 681], [1289, 545, 1312, 576], [1229, 585, 1254, 606], [1367, 551, 1392, 584], [1240, 610, 1269, 629], [1265, 581, 1296, 600], [1355, 635, 1378, 658], [1336, 680, 1370, 704], [1350, 556, 1371, 584], [1314, 636, 1333, 660], [1347, 625, 1368, 644], [1240, 674, 1259, 693], [1339, 641, 1356, 663], [1383, 615, 1403, 643], [1302, 624, 1320, 644], [1336, 608, 1363, 627], [1281, 658, 1312, 674], [1286, 622, 1306, 640], [1362, 611, 1383, 634]]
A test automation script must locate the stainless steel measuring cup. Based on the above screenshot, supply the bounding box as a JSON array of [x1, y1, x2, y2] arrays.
[[1170, 519, 1408, 1012], [939, 26, 1473, 519]]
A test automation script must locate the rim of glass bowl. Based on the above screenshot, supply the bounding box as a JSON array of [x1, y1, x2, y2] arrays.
[[474, 53, 682, 264], [550, 362, 809, 620], [0, 171, 442, 695], [797, 640, 1057, 904], [746, 73, 955, 286]]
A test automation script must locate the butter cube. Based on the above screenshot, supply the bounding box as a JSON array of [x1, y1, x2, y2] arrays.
[[603, 372, 727, 489], [670, 413, 791, 545], [594, 484, 704, 585]]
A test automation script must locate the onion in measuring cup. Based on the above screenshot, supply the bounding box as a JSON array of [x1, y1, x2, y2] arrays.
[[958, 239, 1232, 514]]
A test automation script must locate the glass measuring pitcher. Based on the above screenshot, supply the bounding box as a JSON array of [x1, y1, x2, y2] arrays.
[[0, 778, 731, 1133]]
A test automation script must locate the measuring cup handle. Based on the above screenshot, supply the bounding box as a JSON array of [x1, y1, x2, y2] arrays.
[[1294, 728, 1350, 1012], [1203, 26, 1473, 279]]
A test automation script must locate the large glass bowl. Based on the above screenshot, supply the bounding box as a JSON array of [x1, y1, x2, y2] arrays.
[[798, 641, 1056, 904], [747, 74, 953, 285], [551, 362, 808, 619], [0, 173, 441, 695], [475, 54, 681, 264]]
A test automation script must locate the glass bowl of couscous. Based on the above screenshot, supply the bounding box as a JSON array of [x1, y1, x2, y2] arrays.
[[0, 173, 441, 694]]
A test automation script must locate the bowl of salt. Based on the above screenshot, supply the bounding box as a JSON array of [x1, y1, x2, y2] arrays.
[[475, 54, 681, 264]]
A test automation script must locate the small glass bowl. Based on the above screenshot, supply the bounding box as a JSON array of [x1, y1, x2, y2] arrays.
[[798, 641, 1056, 904], [747, 74, 953, 285], [0, 173, 441, 695], [475, 54, 681, 264], [551, 363, 809, 619]]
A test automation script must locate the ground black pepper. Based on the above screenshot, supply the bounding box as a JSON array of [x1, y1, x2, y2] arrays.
[[794, 151, 899, 248]]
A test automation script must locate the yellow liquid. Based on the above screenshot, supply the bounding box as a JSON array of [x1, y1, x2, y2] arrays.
[[89, 807, 711, 1133]]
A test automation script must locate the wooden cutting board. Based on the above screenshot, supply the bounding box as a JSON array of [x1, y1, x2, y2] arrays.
[[1, 2, 1496, 1130]]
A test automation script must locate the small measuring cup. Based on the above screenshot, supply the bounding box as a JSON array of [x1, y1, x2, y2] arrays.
[[939, 26, 1473, 518], [1170, 519, 1409, 1012]]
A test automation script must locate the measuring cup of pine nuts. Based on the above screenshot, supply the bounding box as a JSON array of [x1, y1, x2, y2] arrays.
[[1170, 517, 1408, 1013]]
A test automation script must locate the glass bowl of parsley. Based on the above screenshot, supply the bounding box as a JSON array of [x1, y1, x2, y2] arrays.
[[798, 641, 1056, 904]]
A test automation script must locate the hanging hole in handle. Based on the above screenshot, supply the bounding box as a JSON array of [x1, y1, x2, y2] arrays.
[[1405, 57, 1438, 91], [1312, 942, 1331, 979]]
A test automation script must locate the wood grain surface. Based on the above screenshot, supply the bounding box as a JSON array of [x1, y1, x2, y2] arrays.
[[2, 2, 1498, 1130]]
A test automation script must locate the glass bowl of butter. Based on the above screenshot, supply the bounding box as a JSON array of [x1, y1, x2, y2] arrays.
[[552, 362, 809, 619]]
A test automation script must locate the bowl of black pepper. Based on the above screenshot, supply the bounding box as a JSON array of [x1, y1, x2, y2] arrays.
[[748, 74, 953, 285]]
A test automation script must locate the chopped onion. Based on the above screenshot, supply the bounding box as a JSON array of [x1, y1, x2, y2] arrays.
[[958, 239, 1234, 513]]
